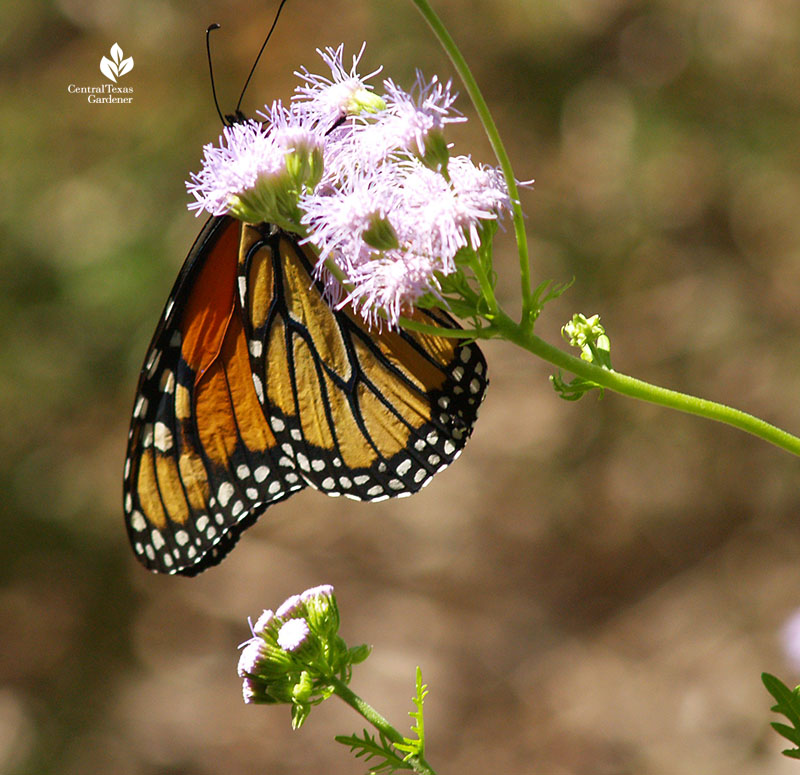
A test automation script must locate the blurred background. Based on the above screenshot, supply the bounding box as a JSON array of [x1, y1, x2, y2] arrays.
[[3, 0, 800, 772]]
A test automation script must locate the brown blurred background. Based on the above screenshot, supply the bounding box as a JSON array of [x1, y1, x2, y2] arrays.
[[3, 0, 800, 773]]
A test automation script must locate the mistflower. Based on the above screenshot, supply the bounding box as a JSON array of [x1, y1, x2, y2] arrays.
[[381, 73, 463, 166], [237, 585, 370, 726], [237, 638, 267, 677], [299, 584, 335, 602], [257, 101, 325, 188], [301, 153, 511, 326], [187, 43, 516, 330], [300, 166, 401, 267], [276, 593, 303, 618], [293, 43, 385, 128], [277, 618, 311, 652], [252, 608, 275, 634], [186, 120, 285, 220], [342, 252, 441, 330]]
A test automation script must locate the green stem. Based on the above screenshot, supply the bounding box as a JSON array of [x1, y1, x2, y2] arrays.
[[330, 677, 437, 775], [466, 251, 499, 316], [490, 311, 800, 457], [408, 0, 533, 323]]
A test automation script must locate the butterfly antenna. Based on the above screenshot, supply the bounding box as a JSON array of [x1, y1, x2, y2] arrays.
[[206, 23, 227, 126], [234, 0, 291, 116]]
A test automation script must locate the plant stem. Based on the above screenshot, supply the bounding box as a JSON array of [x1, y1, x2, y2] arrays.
[[408, 0, 533, 323], [490, 310, 800, 457], [330, 677, 437, 775]]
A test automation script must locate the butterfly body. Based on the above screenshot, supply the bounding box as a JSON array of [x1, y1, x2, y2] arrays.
[[124, 216, 488, 575]]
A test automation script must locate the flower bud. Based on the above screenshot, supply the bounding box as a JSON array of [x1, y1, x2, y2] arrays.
[[347, 87, 386, 115], [362, 215, 400, 252]]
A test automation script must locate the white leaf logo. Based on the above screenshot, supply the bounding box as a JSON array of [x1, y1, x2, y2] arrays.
[[100, 43, 134, 83]]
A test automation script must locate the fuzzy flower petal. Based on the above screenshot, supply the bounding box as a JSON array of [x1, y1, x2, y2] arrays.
[[252, 609, 275, 634], [300, 584, 335, 601], [238, 638, 266, 677], [276, 594, 303, 618], [300, 167, 400, 267], [293, 43, 384, 128], [186, 120, 285, 217], [381, 73, 463, 157], [277, 618, 310, 652], [341, 251, 440, 329]]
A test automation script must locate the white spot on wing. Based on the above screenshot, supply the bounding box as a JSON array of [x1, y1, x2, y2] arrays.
[[159, 370, 175, 394], [153, 422, 174, 452], [134, 396, 148, 419], [130, 510, 146, 532], [252, 374, 264, 403], [217, 482, 234, 507]]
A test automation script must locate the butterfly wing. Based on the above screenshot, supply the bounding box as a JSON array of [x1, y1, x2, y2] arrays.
[[238, 223, 488, 500], [123, 216, 306, 575], [124, 218, 488, 576]]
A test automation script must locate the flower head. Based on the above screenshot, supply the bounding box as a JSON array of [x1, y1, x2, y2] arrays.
[[236, 584, 369, 727], [381, 73, 463, 166], [300, 584, 335, 602], [237, 637, 267, 677], [293, 43, 385, 128], [277, 618, 310, 652], [252, 608, 275, 634], [276, 593, 303, 618], [300, 153, 511, 327], [186, 120, 285, 220]]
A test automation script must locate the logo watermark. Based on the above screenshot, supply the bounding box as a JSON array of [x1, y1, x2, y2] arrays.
[[67, 43, 134, 104], [100, 43, 134, 83]]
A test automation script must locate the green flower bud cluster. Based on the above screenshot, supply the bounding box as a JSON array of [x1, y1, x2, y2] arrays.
[[238, 585, 371, 729]]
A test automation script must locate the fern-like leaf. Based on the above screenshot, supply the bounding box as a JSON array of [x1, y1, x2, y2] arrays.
[[394, 667, 428, 760], [763, 672, 800, 759], [335, 729, 411, 774]]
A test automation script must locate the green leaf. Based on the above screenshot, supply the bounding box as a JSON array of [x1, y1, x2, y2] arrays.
[[528, 277, 574, 326], [762, 673, 800, 759], [550, 372, 604, 401], [394, 667, 429, 761], [335, 729, 412, 774]]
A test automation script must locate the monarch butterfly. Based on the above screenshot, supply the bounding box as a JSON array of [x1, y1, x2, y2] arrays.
[[123, 213, 488, 575]]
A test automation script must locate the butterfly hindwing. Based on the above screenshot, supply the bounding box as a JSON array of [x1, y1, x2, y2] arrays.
[[238, 223, 487, 501], [124, 218, 488, 575]]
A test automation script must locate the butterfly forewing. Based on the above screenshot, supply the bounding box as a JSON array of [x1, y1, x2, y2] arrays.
[[124, 218, 488, 575]]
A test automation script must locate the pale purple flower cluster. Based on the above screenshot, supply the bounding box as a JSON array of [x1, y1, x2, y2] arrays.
[[237, 585, 338, 704], [187, 44, 514, 328], [187, 120, 284, 217]]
